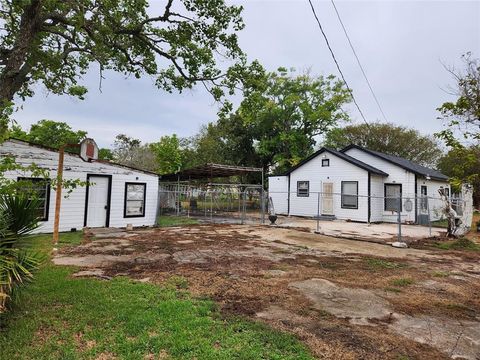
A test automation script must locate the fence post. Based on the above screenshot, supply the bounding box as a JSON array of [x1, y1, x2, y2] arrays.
[[261, 188, 265, 225], [397, 194, 402, 242], [427, 196, 432, 237], [315, 191, 321, 233], [210, 191, 213, 222]]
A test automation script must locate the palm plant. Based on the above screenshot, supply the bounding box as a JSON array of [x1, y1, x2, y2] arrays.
[[0, 194, 43, 314]]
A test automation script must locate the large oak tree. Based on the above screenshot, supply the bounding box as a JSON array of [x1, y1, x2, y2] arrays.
[[0, 0, 248, 134]]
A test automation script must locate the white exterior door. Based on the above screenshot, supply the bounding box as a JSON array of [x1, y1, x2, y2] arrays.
[[322, 182, 334, 215], [87, 176, 110, 227]]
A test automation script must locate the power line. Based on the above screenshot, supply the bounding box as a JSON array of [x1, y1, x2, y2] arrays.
[[330, 0, 388, 123], [307, 0, 370, 129]]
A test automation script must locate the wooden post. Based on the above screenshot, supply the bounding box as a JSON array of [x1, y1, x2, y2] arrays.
[[53, 145, 65, 246]]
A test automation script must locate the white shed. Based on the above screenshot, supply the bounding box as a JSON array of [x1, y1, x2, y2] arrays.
[[0, 139, 159, 233]]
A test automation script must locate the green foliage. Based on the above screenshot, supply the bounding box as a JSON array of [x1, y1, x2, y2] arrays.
[[0, 194, 44, 314], [98, 148, 114, 160], [149, 134, 187, 174], [364, 258, 407, 270], [437, 145, 480, 206], [217, 67, 351, 174], [0, 0, 249, 131], [8, 120, 87, 149], [157, 216, 199, 227], [323, 122, 443, 167], [436, 53, 480, 146], [433, 238, 480, 251], [111, 134, 157, 172], [0, 194, 41, 238], [0, 235, 313, 359]]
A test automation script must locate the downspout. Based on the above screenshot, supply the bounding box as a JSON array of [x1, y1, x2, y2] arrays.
[[367, 172, 371, 223], [414, 174, 418, 224], [287, 173, 291, 216]]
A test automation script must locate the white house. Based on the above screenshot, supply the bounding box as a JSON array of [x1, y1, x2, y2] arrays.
[[269, 145, 450, 224], [0, 139, 159, 233]]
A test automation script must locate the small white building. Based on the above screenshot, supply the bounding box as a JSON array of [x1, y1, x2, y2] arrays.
[[269, 145, 450, 224], [0, 139, 159, 233]]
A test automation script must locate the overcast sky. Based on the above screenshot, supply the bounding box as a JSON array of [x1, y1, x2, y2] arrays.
[[13, 0, 480, 148]]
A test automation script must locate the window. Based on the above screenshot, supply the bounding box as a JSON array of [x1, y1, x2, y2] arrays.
[[17, 177, 50, 221], [124, 182, 146, 217], [341, 181, 358, 209], [297, 181, 309, 197], [322, 159, 330, 167], [385, 184, 402, 211]]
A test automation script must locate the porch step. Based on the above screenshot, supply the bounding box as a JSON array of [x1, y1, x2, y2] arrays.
[[313, 215, 337, 221]]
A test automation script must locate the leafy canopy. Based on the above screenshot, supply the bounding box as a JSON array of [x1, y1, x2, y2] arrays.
[[323, 122, 443, 168], [0, 0, 248, 132], [221, 67, 351, 173], [9, 120, 87, 148], [436, 53, 480, 147]]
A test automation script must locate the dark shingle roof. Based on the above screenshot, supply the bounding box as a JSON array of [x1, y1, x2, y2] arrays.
[[282, 147, 388, 176], [341, 144, 448, 181]]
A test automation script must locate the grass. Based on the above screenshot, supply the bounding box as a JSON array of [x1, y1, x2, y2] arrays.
[[157, 216, 199, 227], [0, 232, 313, 360], [432, 237, 480, 251], [430, 219, 448, 228], [364, 258, 407, 270], [390, 278, 414, 287]]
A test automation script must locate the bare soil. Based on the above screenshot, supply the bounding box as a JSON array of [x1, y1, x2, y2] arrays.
[[54, 224, 480, 360]]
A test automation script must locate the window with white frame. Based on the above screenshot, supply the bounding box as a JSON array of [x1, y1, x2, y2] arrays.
[[297, 181, 309, 197], [385, 184, 402, 211], [124, 182, 146, 217], [17, 177, 50, 221], [341, 181, 358, 209]]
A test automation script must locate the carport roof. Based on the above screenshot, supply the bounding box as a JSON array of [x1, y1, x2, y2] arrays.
[[159, 163, 263, 181]]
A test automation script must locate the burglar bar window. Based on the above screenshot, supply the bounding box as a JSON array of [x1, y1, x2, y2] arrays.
[[297, 181, 309, 197], [341, 181, 358, 209], [385, 184, 402, 211], [124, 182, 146, 217], [17, 177, 50, 221]]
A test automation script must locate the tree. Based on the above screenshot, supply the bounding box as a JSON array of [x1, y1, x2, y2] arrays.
[[149, 134, 188, 174], [438, 145, 480, 207], [111, 134, 156, 171], [436, 53, 480, 147], [98, 148, 113, 161], [9, 119, 87, 148], [323, 122, 443, 167], [222, 67, 351, 174], [0, 0, 248, 133]]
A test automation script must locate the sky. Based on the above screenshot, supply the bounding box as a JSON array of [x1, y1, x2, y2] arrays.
[[13, 0, 480, 148]]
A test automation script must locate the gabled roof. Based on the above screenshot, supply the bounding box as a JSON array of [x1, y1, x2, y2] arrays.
[[4, 138, 159, 177], [282, 147, 389, 176], [341, 144, 448, 181]]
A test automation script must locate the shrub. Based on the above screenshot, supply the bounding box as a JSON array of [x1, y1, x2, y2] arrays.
[[0, 194, 43, 313]]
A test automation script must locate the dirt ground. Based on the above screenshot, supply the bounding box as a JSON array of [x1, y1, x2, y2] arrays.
[[54, 224, 480, 360]]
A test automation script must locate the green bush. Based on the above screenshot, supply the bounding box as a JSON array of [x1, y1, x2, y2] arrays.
[[0, 194, 43, 313]]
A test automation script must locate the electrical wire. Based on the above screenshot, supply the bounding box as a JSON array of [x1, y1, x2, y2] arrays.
[[307, 0, 370, 128], [331, 0, 388, 123]]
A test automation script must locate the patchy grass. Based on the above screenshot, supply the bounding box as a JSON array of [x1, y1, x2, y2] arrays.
[[384, 287, 402, 293], [390, 278, 415, 287], [430, 219, 448, 228], [0, 232, 313, 360], [364, 258, 407, 270], [157, 215, 199, 227], [432, 271, 450, 278], [433, 238, 480, 251]]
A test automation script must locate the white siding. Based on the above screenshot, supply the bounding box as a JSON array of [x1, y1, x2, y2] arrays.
[[345, 148, 449, 223], [417, 178, 450, 221], [268, 176, 289, 215], [1, 140, 159, 233], [288, 152, 370, 222]]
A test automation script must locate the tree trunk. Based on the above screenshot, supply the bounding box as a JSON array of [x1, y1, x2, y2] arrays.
[[0, 0, 43, 105]]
